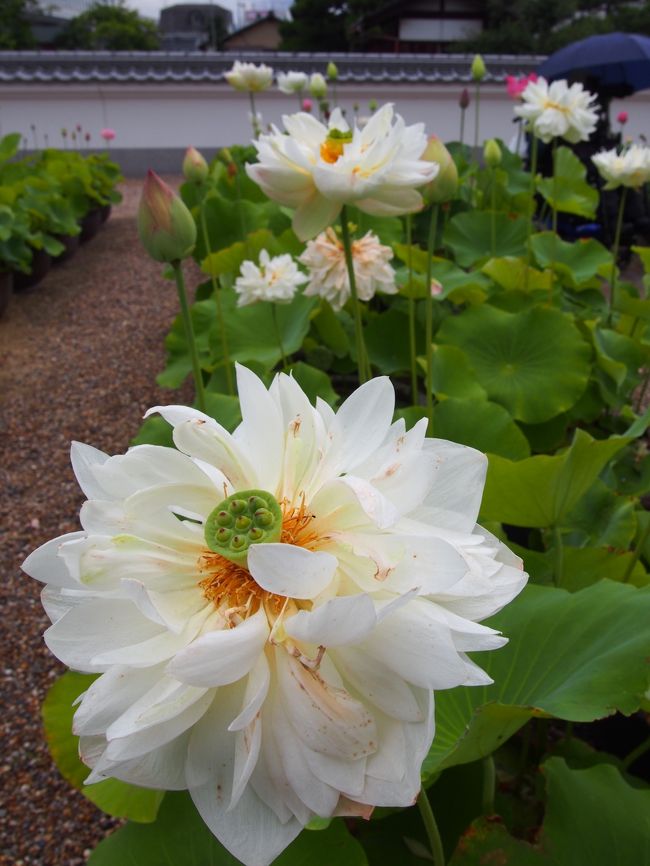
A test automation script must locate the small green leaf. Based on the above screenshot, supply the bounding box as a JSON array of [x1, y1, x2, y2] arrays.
[[531, 232, 611, 288], [482, 256, 552, 293], [536, 145, 599, 218]]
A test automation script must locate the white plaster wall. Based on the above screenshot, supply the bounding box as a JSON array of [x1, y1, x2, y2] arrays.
[[1, 82, 649, 151]]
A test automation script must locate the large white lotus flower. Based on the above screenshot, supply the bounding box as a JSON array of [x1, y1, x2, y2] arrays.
[[224, 61, 273, 93], [514, 77, 598, 144], [277, 71, 308, 94], [299, 227, 398, 311], [24, 367, 527, 866], [234, 249, 307, 307], [592, 144, 650, 190], [246, 104, 438, 240]]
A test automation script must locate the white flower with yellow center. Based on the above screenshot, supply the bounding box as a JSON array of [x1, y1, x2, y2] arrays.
[[24, 366, 527, 866], [592, 144, 650, 190], [514, 77, 598, 143], [224, 61, 273, 93], [246, 104, 438, 240], [299, 227, 398, 311], [234, 249, 307, 307], [277, 71, 308, 94]]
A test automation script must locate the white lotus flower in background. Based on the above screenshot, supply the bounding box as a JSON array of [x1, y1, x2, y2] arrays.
[[299, 227, 398, 311], [592, 144, 650, 189], [308, 72, 328, 99], [224, 61, 273, 93], [277, 71, 308, 94], [514, 77, 598, 143], [234, 249, 307, 307], [24, 366, 527, 866], [246, 104, 438, 240]]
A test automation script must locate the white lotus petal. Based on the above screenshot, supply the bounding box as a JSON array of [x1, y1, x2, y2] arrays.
[[285, 593, 377, 647], [248, 543, 337, 599]]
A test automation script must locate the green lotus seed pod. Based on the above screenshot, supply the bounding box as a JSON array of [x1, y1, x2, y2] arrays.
[[204, 489, 283, 566]]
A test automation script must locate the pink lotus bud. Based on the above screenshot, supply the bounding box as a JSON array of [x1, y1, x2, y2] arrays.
[[459, 88, 470, 109], [100, 128, 116, 142], [617, 111, 628, 125], [138, 170, 196, 264], [431, 279, 443, 297], [85, 132, 91, 142], [302, 97, 313, 112], [182, 146, 209, 183], [421, 135, 458, 204], [76, 124, 82, 133]]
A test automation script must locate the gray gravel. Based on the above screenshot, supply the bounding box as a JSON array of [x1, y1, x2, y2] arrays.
[[0, 179, 192, 866]]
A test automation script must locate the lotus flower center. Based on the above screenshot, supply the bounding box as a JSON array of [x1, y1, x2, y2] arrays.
[[320, 128, 353, 164]]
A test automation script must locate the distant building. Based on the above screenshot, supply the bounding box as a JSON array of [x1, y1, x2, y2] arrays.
[[222, 12, 281, 52], [354, 0, 485, 53], [47, 0, 94, 20], [159, 3, 233, 51]]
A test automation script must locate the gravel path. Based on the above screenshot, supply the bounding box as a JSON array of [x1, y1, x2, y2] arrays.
[[0, 179, 192, 866]]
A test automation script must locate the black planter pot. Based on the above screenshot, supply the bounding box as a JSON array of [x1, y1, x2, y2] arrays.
[[79, 208, 102, 243], [0, 271, 13, 318], [13, 249, 53, 292], [99, 204, 112, 223], [53, 233, 81, 264]]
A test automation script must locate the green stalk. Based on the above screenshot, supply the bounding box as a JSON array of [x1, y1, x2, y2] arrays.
[[460, 107, 466, 146], [621, 515, 650, 583], [425, 204, 439, 433], [272, 303, 288, 370], [490, 168, 497, 258], [248, 90, 260, 139], [525, 135, 539, 288], [550, 138, 559, 304], [608, 186, 628, 325], [416, 789, 446, 866], [553, 524, 564, 587], [515, 120, 522, 158], [200, 205, 234, 395], [482, 756, 496, 815], [172, 260, 207, 413], [340, 205, 369, 384], [622, 734, 650, 770], [473, 81, 481, 156], [406, 214, 418, 404]]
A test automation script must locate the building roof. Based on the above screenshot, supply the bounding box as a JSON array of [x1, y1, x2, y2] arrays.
[[0, 50, 543, 85]]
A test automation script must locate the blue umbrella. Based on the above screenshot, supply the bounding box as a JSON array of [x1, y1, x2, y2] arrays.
[[538, 32, 650, 96]]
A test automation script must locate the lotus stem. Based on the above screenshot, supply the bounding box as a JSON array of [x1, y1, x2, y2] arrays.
[[172, 260, 207, 413], [200, 205, 234, 395], [622, 733, 650, 770], [515, 119, 522, 158], [340, 205, 369, 384], [272, 304, 288, 370], [416, 788, 446, 866], [608, 187, 628, 325], [525, 134, 539, 288], [550, 138, 559, 304], [425, 204, 439, 433], [248, 91, 260, 139], [490, 168, 497, 258], [406, 214, 418, 404], [473, 81, 481, 156], [482, 755, 496, 815], [622, 514, 650, 584], [460, 107, 466, 146]]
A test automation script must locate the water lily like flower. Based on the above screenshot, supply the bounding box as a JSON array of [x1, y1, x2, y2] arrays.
[[247, 104, 438, 240], [514, 77, 598, 143], [100, 127, 115, 142], [277, 71, 308, 94], [505, 72, 538, 100], [592, 144, 650, 190], [299, 227, 397, 311], [234, 249, 307, 307], [225, 61, 273, 93], [24, 366, 526, 866]]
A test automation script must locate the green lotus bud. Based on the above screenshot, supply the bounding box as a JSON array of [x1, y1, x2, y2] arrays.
[[182, 146, 208, 183], [138, 170, 197, 264], [471, 54, 486, 82], [421, 135, 459, 204], [368, 98, 377, 113], [327, 62, 338, 81], [309, 72, 327, 99], [484, 138, 502, 168], [204, 489, 283, 566]]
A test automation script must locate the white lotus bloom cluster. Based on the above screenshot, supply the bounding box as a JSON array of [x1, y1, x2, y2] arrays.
[[277, 71, 308, 95], [234, 249, 307, 307], [514, 77, 599, 144], [300, 227, 398, 311], [224, 61, 273, 93], [246, 105, 438, 240], [24, 367, 527, 866], [592, 144, 650, 190]]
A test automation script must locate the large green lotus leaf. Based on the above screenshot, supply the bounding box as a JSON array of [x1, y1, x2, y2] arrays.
[[444, 211, 528, 267], [557, 545, 648, 590], [196, 195, 289, 259], [481, 429, 629, 528], [201, 229, 276, 278], [432, 397, 530, 459], [632, 244, 650, 273], [450, 758, 650, 864], [437, 304, 592, 423], [88, 792, 368, 866], [158, 299, 216, 388], [589, 324, 646, 393], [423, 581, 650, 778], [393, 246, 491, 303], [42, 671, 165, 823], [530, 232, 611, 288], [564, 479, 637, 550], [536, 146, 599, 218], [289, 362, 338, 406], [365, 309, 413, 373], [429, 345, 487, 401], [482, 256, 552, 293], [312, 301, 350, 358]]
